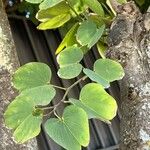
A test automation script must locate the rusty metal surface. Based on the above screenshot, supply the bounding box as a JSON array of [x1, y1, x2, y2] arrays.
[[8, 16, 120, 150]]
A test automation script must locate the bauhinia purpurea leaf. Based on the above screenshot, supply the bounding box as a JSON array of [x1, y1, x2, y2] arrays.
[[4, 62, 56, 143], [45, 105, 90, 150], [4, 0, 127, 147], [83, 58, 124, 87], [70, 83, 118, 123], [76, 20, 105, 49], [57, 46, 83, 79]]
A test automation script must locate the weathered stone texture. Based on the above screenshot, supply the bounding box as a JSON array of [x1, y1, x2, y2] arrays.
[[0, 1, 38, 149], [107, 2, 150, 150]]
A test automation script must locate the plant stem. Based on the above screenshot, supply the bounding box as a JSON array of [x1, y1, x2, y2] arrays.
[[52, 84, 67, 91], [44, 76, 88, 117], [63, 101, 71, 104], [41, 106, 54, 110], [54, 110, 61, 119]]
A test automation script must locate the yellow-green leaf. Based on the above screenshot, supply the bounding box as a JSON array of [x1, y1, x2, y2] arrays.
[[36, 1, 70, 22], [83, 0, 104, 16], [37, 14, 71, 30], [57, 46, 83, 79], [56, 23, 79, 54], [45, 105, 89, 150], [39, 0, 64, 10], [80, 83, 117, 121], [94, 59, 125, 82]]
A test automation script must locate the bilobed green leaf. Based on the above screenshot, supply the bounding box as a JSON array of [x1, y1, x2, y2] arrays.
[[56, 23, 79, 54], [45, 105, 89, 150], [83, 0, 104, 16], [25, 0, 42, 3], [57, 46, 83, 66], [57, 46, 83, 79], [83, 68, 110, 88], [37, 14, 71, 30], [45, 118, 81, 150], [4, 84, 56, 143], [12, 62, 51, 91], [94, 59, 125, 82], [4, 96, 43, 143], [39, 0, 64, 10], [58, 63, 82, 79], [80, 83, 117, 121], [76, 20, 105, 48], [5, 61, 56, 143], [36, 1, 70, 22]]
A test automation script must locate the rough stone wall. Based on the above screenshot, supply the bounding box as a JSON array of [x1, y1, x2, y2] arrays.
[[107, 2, 150, 150], [0, 0, 38, 149]]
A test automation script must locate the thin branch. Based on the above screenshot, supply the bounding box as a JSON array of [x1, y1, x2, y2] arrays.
[[43, 76, 88, 117], [40, 106, 54, 110], [54, 110, 61, 119], [63, 101, 71, 104], [52, 84, 67, 91]]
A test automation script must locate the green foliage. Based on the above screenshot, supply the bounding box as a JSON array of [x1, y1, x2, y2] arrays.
[[83, 68, 110, 88], [45, 105, 89, 150], [57, 46, 83, 79], [94, 59, 125, 82], [37, 14, 71, 30], [76, 20, 105, 49], [83, 58, 124, 88], [58, 63, 83, 79], [5, 0, 128, 149], [12, 62, 51, 91], [70, 83, 117, 123], [39, 0, 64, 10], [79, 83, 117, 120], [56, 23, 79, 54], [96, 41, 107, 59], [67, 0, 87, 15], [4, 63, 56, 143], [36, 2, 70, 22], [83, 0, 104, 16]]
